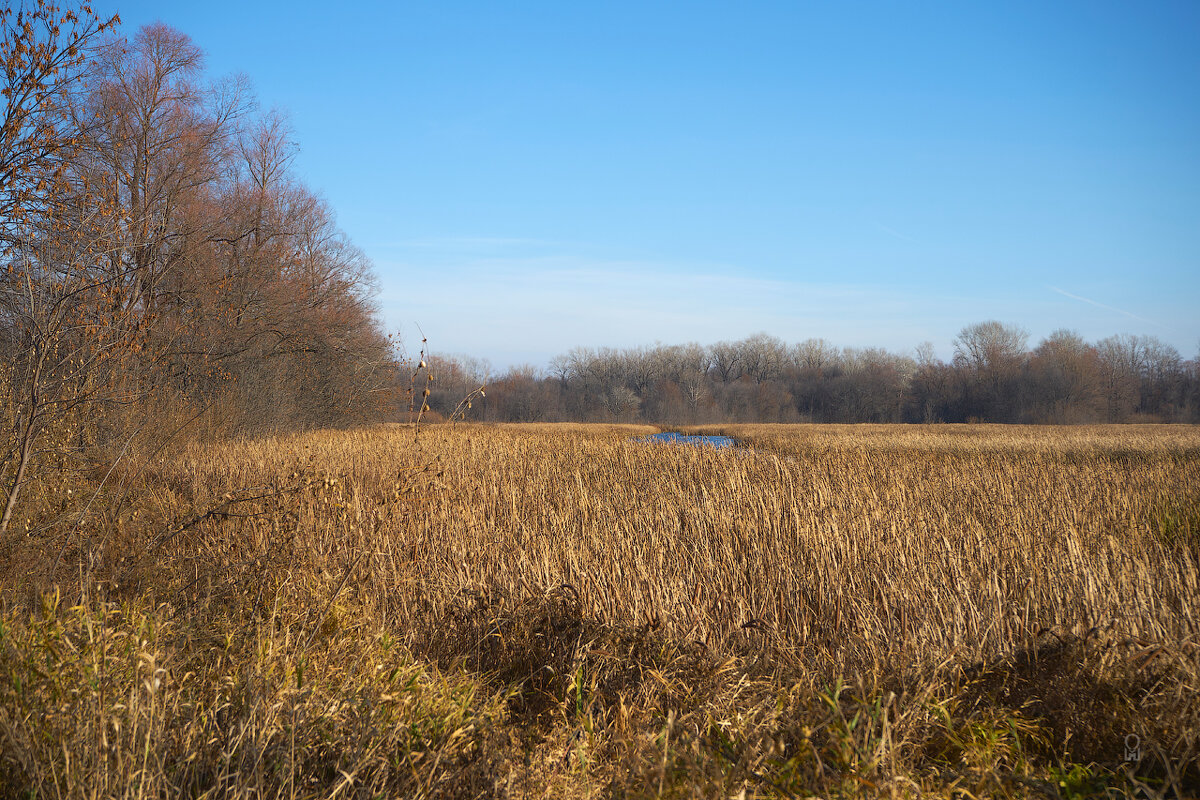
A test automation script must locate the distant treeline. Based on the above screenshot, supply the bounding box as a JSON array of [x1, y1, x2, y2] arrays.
[[428, 323, 1200, 424]]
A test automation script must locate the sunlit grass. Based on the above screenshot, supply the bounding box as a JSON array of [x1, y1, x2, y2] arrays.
[[1, 422, 1197, 797]]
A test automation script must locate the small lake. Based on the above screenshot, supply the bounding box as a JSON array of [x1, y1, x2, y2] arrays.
[[640, 432, 737, 449]]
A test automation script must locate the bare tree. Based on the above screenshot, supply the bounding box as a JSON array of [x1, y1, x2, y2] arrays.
[[953, 321, 1028, 421], [914, 341, 938, 368], [0, 2, 119, 538], [708, 339, 742, 383], [953, 321, 1028, 372], [1027, 329, 1103, 422], [77, 23, 250, 317], [794, 337, 839, 373], [1096, 334, 1185, 421], [738, 333, 788, 384]]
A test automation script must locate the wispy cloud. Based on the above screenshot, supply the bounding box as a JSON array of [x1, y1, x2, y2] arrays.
[[374, 253, 974, 365], [369, 243, 1193, 370]]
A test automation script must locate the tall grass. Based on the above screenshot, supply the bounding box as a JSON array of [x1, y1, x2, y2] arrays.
[[1, 423, 1197, 797]]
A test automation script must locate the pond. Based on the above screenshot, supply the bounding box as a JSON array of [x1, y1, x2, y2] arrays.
[[640, 432, 737, 449]]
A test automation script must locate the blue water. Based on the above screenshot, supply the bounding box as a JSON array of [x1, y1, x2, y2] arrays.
[[641, 432, 737, 449]]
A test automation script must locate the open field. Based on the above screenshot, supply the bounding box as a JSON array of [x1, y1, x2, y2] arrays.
[[2, 423, 1199, 798]]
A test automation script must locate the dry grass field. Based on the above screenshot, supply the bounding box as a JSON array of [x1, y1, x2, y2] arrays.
[[1, 423, 1198, 798]]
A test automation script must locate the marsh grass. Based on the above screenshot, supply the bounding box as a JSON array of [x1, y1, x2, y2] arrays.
[[1, 423, 1198, 797], [1149, 493, 1200, 555]]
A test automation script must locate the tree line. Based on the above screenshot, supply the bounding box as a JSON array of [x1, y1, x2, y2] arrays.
[[427, 323, 1200, 425], [0, 5, 398, 535]]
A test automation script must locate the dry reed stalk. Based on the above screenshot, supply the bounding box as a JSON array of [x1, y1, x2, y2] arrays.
[[1, 422, 1197, 797]]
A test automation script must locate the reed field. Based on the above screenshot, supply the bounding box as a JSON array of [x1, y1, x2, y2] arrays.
[[1, 423, 1198, 798]]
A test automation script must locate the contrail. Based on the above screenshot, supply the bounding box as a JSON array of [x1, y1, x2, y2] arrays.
[[1048, 286, 1154, 326], [876, 224, 919, 244]]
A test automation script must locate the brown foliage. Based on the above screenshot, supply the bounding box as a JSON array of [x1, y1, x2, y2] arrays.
[[1, 8, 399, 544]]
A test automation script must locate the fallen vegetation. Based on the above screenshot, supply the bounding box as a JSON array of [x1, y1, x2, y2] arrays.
[[1, 423, 1198, 798]]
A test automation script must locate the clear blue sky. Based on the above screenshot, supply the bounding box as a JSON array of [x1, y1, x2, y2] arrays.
[[108, 1, 1200, 369]]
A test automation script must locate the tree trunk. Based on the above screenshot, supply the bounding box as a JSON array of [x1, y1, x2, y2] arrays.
[[0, 405, 37, 538]]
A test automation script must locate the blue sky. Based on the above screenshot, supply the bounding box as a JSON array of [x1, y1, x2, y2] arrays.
[[108, 1, 1199, 368]]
